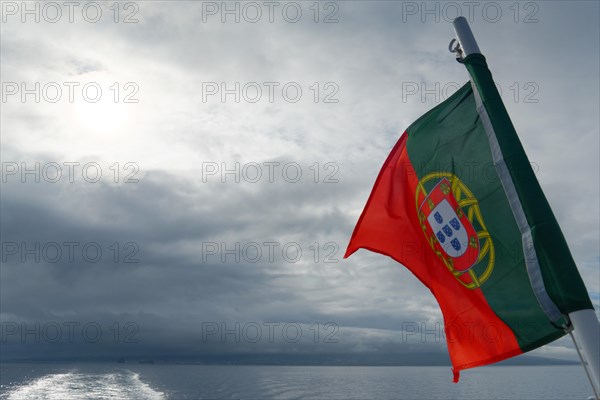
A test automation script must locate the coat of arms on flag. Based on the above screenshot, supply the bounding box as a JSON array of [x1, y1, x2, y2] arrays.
[[419, 177, 480, 269], [416, 174, 494, 290]]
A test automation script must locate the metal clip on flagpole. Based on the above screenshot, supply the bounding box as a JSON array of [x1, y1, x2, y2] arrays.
[[449, 16, 600, 400]]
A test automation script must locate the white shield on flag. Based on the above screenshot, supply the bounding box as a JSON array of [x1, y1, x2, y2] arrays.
[[427, 199, 469, 259]]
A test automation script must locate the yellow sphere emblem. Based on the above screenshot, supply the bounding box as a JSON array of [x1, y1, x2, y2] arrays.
[[415, 173, 495, 289]]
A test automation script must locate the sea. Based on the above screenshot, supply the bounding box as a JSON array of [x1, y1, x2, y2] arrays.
[[0, 363, 592, 399]]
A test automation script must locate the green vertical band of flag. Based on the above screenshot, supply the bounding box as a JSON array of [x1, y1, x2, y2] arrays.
[[463, 54, 593, 319]]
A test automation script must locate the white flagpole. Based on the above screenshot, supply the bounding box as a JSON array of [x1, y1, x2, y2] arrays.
[[569, 309, 600, 398], [450, 16, 600, 400]]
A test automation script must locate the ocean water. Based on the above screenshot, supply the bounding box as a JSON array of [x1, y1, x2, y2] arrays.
[[0, 363, 592, 399]]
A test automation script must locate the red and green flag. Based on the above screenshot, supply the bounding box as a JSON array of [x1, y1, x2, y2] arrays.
[[345, 53, 593, 380]]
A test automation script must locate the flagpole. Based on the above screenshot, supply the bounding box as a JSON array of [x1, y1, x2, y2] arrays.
[[450, 17, 480, 58], [450, 16, 600, 399], [570, 309, 600, 396]]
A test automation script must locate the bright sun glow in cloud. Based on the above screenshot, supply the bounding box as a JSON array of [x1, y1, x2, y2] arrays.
[[74, 98, 129, 134]]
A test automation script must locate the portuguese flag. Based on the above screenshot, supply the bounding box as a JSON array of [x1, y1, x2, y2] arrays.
[[345, 54, 593, 380]]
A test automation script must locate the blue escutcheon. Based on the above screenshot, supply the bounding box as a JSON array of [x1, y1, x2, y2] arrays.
[[450, 238, 461, 251], [436, 231, 446, 243], [442, 225, 453, 237], [450, 217, 461, 231]]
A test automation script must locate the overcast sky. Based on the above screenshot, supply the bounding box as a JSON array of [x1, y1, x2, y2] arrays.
[[1, 1, 598, 364]]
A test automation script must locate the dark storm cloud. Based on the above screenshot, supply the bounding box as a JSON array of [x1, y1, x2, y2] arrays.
[[1, 147, 439, 360]]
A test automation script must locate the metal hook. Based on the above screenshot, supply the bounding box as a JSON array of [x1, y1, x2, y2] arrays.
[[448, 38, 464, 62]]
